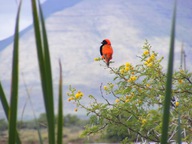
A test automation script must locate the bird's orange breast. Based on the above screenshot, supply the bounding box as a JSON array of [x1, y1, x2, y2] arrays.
[[102, 44, 113, 55]]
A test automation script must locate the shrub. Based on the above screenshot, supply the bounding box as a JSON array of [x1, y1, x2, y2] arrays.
[[68, 41, 192, 143]]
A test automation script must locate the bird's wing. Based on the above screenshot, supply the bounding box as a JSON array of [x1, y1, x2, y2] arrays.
[[100, 45, 103, 56]]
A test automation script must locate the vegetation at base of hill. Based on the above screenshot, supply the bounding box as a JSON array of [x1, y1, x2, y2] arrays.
[[0, 114, 119, 143], [0, 114, 88, 131]]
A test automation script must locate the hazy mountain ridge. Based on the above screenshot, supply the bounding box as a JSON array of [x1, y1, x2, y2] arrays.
[[0, 0, 191, 119], [0, 0, 81, 51]]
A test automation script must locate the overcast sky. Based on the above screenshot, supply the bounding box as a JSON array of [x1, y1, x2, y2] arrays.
[[0, 0, 191, 40], [0, 0, 47, 40]]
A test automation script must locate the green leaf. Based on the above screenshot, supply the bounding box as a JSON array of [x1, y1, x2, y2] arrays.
[[0, 83, 9, 119], [8, 1, 22, 143], [0, 83, 21, 144], [57, 60, 63, 144], [161, 0, 177, 143], [31, 0, 55, 143]]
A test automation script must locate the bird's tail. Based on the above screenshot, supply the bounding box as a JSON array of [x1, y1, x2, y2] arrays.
[[106, 61, 110, 67], [104, 54, 112, 67]]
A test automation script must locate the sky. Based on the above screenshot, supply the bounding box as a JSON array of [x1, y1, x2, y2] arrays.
[[0, 0, 192, 119], [0, 0, 47, 40]]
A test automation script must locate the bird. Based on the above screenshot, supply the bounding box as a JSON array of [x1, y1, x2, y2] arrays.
[[100, 39, 113, 67]]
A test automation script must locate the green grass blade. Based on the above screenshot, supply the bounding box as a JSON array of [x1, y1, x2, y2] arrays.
[[37, 0, 53, 98], [0, 83, 21, 144], [31, 0, 46, 98], [31, 0, 55, 143], [0, 82, 9, 118], [161, 0, 177, 143], [57, 60, 63, 144], [8, 1, 22, 144], [31, 0, 49, 136], [37, 0, 55, 142]]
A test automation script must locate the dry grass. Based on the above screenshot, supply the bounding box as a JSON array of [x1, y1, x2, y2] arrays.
[[0, 127, 103, 144]]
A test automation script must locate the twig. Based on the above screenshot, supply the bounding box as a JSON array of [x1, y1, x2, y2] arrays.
[[87, 123, 108, 135], [100, 83, 111, 105]]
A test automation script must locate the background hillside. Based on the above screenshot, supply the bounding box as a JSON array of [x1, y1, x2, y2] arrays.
[[0, 0, 191, 120]]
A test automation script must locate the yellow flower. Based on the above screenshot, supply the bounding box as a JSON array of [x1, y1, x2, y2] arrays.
[[128, 76, 137, 82], [144, 61, 148, 65], [146, 84, 150, 88], [74, 108, 78, 112], [75, 91, 83, 99], [132, 76, 137, 81], [94, 57, 101, 61], [141, 119, 147, 125], [178, 79, 183, 84], [143, 50, 149, 55], [125, 99, 130, 103], [147, 57, 152, 63], [68, 97, 74, 102], [115, 98, 120, 103], [124, 66, 130, 72], [80, 92, 84, 97], [103, 86, 108, 91], [147, 54, 155, 63], [125, 62, 131, 67], [147, 62, 153, 67], [151, 53, 156, 59], [75, 94, 80, 99], [120, 69, 125, 74], [175, 101, 179, 107]]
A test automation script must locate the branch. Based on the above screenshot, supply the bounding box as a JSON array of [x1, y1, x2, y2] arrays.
[[87, 123, 108, 135], [108, 66, 128, 81], [100, 83, 112, 105], [185, 77, 192, 84]]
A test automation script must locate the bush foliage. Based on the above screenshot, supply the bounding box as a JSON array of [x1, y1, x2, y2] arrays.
[[68, 41, 192, 143]]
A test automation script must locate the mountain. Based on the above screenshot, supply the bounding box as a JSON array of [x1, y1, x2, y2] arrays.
[[0, 0, 191, 120], [0, 0, 82, 51]]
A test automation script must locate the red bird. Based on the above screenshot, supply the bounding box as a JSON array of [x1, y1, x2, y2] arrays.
[[100, 39, 113, 67]]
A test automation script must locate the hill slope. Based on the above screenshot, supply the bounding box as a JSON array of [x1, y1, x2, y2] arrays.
[[0, 0, 191, 119]]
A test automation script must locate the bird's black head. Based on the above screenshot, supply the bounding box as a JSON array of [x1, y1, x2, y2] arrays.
[[101, 40, 107, 45], [101, 39, 111, 45]]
